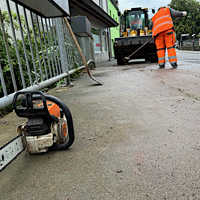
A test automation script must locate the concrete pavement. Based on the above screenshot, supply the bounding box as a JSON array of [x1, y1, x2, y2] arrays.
[[1, 50, 200, 199]]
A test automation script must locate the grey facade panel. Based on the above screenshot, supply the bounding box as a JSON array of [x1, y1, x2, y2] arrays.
[[11, 0, 69, 17], [71, 16, 91, 36]]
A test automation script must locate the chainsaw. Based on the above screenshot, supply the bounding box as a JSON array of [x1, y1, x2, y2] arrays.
[[0, 91, 74, 171]]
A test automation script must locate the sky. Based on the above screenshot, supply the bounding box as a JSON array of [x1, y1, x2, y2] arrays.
[[118, 0, 171, 12]]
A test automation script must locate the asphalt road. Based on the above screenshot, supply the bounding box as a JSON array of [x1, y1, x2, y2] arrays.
[[1, 50, 200, 200]]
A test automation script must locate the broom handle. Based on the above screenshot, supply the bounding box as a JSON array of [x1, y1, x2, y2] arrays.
[[125, 37, 153, 60]]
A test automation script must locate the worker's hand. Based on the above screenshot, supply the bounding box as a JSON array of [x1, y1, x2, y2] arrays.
[[182, 11, 187, 16]]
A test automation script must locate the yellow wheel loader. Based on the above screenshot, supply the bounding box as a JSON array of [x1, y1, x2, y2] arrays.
[[114, 8, 158, 65]]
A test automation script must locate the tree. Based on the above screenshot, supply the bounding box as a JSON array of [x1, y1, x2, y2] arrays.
[[169, 0, 200, 40]]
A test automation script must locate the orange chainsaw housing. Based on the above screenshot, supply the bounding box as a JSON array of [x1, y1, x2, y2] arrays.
[[47, 101, 67, 137], [46, 101, 60, 118]]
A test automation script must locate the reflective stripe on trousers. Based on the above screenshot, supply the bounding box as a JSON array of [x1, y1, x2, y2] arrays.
[[155, 29, 177, 65], [158, 56, 165, 64]]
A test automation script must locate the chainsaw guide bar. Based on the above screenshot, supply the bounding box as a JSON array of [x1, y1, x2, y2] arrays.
[[0, 135, 25, 171]]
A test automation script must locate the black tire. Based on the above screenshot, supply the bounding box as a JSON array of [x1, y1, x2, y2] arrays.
[[150, 54, 158, 63], [145, 56, 150, 63], [117, 58, 125, 65], [45, 95, 75, 150]]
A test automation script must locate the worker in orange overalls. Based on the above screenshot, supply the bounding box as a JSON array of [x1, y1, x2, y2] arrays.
[[152, 7, 187, 69]]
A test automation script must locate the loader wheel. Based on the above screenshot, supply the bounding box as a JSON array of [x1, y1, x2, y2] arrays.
[[117, 58, 125, 65], [150, 55, 158, 63], [45, 95, 75, 150]]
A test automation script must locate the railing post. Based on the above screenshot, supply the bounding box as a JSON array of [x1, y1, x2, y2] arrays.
[[55, 18, 70, 85]]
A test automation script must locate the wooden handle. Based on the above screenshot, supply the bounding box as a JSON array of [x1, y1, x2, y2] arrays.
[[63, 17, 103, 85], [64, 17, 87, 66]]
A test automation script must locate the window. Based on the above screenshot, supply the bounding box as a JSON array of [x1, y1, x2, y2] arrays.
[[92, 28, 101, 52], [126, 11, 145, 30], [102, 31, 107, 51]]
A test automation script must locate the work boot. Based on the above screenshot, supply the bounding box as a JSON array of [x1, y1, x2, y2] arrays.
[[159, 64, 165, 69], [171, 63, 178, 69]]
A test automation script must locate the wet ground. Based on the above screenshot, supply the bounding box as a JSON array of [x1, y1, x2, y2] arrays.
[[1, 50, 200, 199]]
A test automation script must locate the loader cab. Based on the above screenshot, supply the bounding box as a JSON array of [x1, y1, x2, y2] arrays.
[[114, 7, 158, 65], [127, 11, 145, 30], [121, 8, 149, 37]]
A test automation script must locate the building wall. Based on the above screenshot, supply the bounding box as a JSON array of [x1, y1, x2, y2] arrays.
[[92, 0, 107, 12], [92, 0, 99, 5], [90, 0, 109, 63], [91, 26, 109, 63], [102, 0, 108, 12], [91, 0, 120, 62], [107, 0, 120, 57]]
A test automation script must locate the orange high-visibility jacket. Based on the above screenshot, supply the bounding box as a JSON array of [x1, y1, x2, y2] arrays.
[[152, 7, 174, 37]]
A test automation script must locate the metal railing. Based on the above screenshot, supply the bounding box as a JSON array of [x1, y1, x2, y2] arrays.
[[0, 0, 83, 109]]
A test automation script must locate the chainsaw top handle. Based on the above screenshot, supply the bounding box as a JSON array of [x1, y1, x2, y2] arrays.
[[13, 91, 50, 119]]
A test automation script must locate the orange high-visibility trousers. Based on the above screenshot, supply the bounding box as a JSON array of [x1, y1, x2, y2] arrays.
[[155, 29, 177, 67]]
